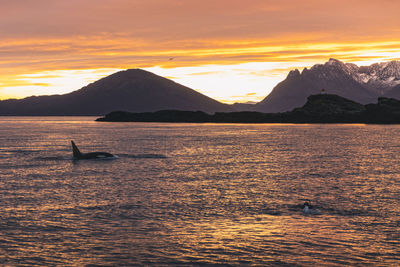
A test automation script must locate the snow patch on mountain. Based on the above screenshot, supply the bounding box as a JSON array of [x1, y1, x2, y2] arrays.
[[315, 59, 400, 95]]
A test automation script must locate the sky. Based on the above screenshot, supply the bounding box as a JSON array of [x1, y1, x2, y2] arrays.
[[1, 0, 400, 103]]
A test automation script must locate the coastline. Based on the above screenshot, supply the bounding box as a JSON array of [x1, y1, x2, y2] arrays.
[[96, 94, 400, 124]]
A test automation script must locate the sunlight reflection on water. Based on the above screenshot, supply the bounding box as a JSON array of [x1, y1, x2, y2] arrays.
[[0, 118, 399, 266]]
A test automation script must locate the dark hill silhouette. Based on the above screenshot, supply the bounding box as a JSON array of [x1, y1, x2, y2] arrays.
[[0, 69, 231, 115], [97, 94, 400, 124], [291, 94, 365, 115]]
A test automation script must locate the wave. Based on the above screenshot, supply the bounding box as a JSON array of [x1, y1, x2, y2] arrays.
[[33, 156, 72, 161], [0, 149, 42, 154], [259, 203, 378, 217], [117, 153, 168, 159], [33, 154, 167, 161]]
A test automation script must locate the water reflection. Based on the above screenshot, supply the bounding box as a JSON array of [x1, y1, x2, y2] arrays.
[[0, 119, 399, 265]]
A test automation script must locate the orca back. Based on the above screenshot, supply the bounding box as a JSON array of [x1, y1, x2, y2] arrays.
[[71, 141, 83, 159]]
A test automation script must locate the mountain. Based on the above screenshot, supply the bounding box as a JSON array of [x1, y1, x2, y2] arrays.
[[357, 61, 400, 94], [3, 60, 400, 115], [254, 59, 400, 113], [383, 84, 400, 99], [0, 69, 231, 115]]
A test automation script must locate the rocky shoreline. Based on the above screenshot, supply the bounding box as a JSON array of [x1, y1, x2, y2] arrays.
[[96, 94, 400, 124]]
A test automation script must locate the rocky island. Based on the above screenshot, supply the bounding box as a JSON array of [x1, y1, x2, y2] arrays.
[[96, 94, 400, 124]]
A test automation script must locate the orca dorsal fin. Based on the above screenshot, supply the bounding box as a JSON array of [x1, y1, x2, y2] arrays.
[[71, 141, 82, 158]]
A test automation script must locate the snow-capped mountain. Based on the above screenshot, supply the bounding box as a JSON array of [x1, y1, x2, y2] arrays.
[[357, 61, 400, 94], [322, 58, 400, 95], [254, 58, 400, 113]]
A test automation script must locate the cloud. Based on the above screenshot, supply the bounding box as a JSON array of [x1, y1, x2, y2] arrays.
[[2, 34, 400, 74], [0, 77, 50, 88], [1, 0, 399, 40], [188, 71, 224, 76]]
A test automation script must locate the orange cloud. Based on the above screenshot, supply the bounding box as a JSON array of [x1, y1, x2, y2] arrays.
[[0, 76, 49, 88]]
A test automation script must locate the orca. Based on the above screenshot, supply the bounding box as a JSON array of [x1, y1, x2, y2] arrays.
[[71, 141, 115, 160]]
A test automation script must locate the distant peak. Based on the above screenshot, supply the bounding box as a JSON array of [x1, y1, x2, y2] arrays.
[[287, 69, 300, 78], [326, 58, 345, 66], [108, 68, 160, 80], [123, 68, 152, 74], [328, 58, 341, 63], [125, 68, 146, 72], [309, 58, 347, 71]]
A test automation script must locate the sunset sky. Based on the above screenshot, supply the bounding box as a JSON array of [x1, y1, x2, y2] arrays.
[[1, 0, 400, 103]]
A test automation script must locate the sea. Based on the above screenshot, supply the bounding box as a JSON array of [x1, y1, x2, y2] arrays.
[[0, 117, 399, 266]]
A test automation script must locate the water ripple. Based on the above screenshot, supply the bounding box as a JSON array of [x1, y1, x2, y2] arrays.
[[0, 120, 399, 265]]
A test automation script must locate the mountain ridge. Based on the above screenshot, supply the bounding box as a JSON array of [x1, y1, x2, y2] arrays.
[[254, 58, 400, 113], [0, 69, 231, 115], [1, 59, 400, 115]]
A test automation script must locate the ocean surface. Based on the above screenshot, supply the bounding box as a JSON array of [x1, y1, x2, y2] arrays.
[[0, 117, 399, 266]]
